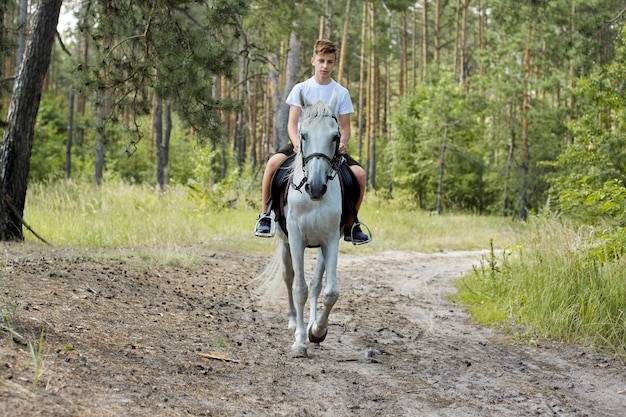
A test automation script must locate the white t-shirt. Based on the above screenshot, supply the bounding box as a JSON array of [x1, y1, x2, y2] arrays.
[[286, 77, 354, 122]]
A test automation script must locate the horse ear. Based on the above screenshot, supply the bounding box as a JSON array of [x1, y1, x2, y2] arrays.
[[299, 90, 312, 108], [328, 89, 338, 113]]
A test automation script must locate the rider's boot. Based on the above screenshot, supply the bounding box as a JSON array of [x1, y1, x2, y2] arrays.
[[254, 213, 274, 237], [344, 223, 371, 245]]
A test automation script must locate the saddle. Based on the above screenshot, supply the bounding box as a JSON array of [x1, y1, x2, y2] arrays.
[[268, 155, 359, 238]]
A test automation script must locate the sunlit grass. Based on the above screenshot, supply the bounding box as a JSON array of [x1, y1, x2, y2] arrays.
[[25, 180, 273, 254], [453, 215, 626, 359], [359, 196, 520, 253], [24, 180, 519, 257]]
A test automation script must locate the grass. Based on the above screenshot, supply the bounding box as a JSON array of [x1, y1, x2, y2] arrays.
[[23, 180, 520, 256], [28, 327, 46, 389], [453, 215, 626, 360], [14, 179, 626, 360]]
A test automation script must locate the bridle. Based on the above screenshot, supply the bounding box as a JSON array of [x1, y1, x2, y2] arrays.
[[292, 115, 341, 192]]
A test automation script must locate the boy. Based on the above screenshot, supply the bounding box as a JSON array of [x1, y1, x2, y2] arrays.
[[255, 39, 369, 244]]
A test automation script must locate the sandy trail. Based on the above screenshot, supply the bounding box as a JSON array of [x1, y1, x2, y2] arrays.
[[1, 247, 624, 416]]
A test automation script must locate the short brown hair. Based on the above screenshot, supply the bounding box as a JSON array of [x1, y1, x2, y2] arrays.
[[314, 39, 337, 58]]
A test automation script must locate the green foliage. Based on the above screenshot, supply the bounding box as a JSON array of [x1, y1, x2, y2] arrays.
[[391, 68, 485, 212], [548, 25, 626, 227], [30, 95, 69, 181], [78, 0, 247, 140], [453, 215, 626, 359], [30, 93, 204, 185]]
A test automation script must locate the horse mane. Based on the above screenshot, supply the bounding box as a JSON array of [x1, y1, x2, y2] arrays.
[[301, 100, 334, 129]]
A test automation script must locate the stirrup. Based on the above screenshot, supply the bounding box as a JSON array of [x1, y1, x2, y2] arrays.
[[347, 222, 372, 245], [254, 214, 275, 238]]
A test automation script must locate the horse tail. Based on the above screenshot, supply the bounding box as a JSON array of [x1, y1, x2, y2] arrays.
[[252, 245, 286, 301]]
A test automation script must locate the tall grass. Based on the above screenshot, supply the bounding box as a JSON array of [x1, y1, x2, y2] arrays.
[[23, 180, 519, 255], [25, 180, 268, 254], [28, 327, 46, 389], [453, 215, 626, 359]]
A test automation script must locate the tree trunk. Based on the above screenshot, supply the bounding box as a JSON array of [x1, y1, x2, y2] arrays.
[[248, 74, 258, 169], [453, 0, 460, 76], [519, 23, 533, 221], [234, 38, 247, 167], [436, 125, 449, 215], [94, 89, 105, 187], [369, 55, 379, 190], [154, 93, 166, 192], [357, 2, 367, 160], [421, 0, 428, 77], [65, 84, 74, 179], [268, 54, 280, 154], [411, 6, 417, 87], [385, 7, 393, 195], [16, 0, 28, 73], [399, 10, 407, 97], [337, 0, 351, 84], [478, 0, 486, 76], [503, 103, 515, 217], [0, 0, 62, 241], [434, 0, 441, 63], [363, 2, 378, 189], [164, 100, 172, 186], [460, 0, 470, 90], [320, 0, 331, 39], [274, 32, 299, 150]]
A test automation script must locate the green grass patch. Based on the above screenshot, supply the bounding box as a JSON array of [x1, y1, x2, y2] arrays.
[[453, 215, 626, 359], [24, 180, 519, 256]]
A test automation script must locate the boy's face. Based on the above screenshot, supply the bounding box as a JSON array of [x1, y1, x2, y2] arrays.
[[311, 52, 336, 81]]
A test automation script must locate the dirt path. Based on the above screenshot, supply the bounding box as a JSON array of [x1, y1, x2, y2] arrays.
[[1, 247, 624, 416]]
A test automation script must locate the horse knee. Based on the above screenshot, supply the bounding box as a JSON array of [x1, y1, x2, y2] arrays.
[[323, 288, 339, 305]]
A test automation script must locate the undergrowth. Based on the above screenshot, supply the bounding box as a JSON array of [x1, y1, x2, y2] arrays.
[[453, 215, 626, 360]]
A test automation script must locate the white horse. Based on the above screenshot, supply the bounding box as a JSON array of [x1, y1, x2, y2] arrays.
[[275, 90, 343, 358]]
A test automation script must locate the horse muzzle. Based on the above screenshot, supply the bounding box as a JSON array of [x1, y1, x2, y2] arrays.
[[305, 182, 327, 200]]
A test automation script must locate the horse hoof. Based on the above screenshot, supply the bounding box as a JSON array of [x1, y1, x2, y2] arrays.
[[291, 344, 308, 358], [308, 326, 328, 344]]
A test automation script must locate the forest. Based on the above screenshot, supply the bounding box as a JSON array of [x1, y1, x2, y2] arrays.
[[0, 0, 626, 381], [2, 0, 626, 238]]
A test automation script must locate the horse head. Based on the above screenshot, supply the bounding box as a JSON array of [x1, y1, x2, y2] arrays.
[[295, 89, 340, 201]]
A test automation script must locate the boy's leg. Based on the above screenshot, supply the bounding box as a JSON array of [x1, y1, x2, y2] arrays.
[[349, 164, 366, 212], [255, 153, 289, 237], [344, 163, 371, 244]]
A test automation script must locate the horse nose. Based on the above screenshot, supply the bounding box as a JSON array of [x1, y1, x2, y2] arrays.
[[305, 183, 327, 200]]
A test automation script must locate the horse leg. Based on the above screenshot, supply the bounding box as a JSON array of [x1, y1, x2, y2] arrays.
[[280, 242, 296, 330], [307, 249, 325, 342], [289, 242, 308, 358], [308, 243, 339, 344]]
